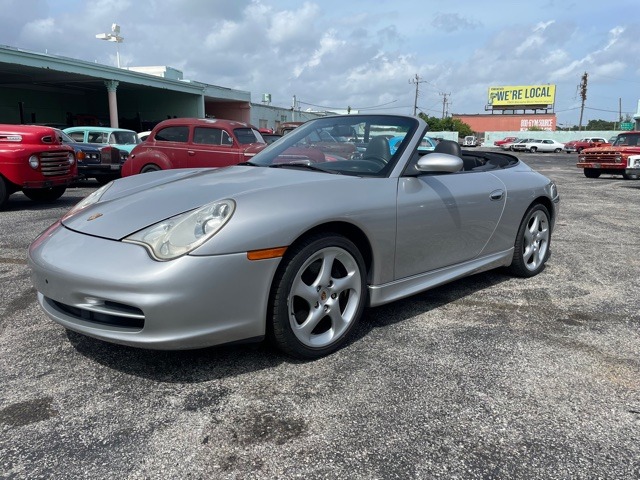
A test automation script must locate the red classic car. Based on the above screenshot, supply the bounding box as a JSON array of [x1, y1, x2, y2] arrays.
[[563, 137, 609, 153], [121, 118, 267, 176], [0, 124, 77, 209], [494, 136, 517, 147]]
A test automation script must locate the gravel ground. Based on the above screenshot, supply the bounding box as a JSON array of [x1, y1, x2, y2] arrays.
[[1, 154, 639, 479]]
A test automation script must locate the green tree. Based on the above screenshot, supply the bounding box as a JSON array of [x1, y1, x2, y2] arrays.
[[418, 114, 473, 137], [585, 119, 615, 130]]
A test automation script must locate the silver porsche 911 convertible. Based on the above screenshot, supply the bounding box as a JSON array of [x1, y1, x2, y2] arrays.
[[29, 114, 559, 359]]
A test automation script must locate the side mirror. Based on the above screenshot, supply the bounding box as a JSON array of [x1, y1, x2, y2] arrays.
[[416, 153, 463, 173]]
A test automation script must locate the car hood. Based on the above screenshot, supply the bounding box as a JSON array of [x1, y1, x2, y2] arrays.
[[62, 166, 353, 240], [584, 145, 640, 153]]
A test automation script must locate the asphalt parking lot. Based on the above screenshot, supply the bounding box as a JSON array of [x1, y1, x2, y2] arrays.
[[1, 152, 639, 479]]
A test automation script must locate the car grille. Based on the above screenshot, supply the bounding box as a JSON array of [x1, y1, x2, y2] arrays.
[[40, 150, 72, 176], [49, 298, 145, 329], [583, 151, 620, 162]]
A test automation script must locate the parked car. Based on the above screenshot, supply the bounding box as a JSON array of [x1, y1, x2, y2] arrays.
[[261, 133, 282, 145], [389, 135, 436, 155], [0, 124, 76, 209], [577, 131, 640, 179], [500, 138, 523, 151], [625, 154, 640, 178], [137, 131, 152, 142], [510, 138, 536, 152], [494, 136, 518, 147], [56, 129, 124, 184], [121, 118, 267, 175], [277, 122, 305, 135], [563, 137, 608, 154], [462, 135, 478, 147], [28, 114, 559, 359], [63, 126, 140, 158], [518, 139, 565, 153]]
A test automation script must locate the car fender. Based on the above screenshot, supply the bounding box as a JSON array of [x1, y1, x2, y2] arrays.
[[122, 148, 174, 176]]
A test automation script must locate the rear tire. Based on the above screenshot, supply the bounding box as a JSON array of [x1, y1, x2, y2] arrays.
[[584, 169, 601, 179], [622, 173, 639, 180], [140, 164, 160, 173], [22, 186, 66, 202], [509, 204, 551, 278], [269, 233, 367, 359]]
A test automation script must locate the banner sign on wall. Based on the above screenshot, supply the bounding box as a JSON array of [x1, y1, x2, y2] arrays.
[[488, 85, 556, 107]]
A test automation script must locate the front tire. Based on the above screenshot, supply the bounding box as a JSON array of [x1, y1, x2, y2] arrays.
[[509, 204, 551, 278], [622, 173, 639, 180], [22, 186, 66, 202], [529, 146, 537, 153], [0, 176, 10, 210], [269, 233, 367, 359], [584, 169, 601, 178]]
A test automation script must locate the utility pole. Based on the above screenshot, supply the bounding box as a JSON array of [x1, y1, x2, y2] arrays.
[[578, 72, 588, 131], [439, 92, 451, 119], [409, 74, 427, 116], [619, 97, 622, 126], [291, 94, 297, 122]]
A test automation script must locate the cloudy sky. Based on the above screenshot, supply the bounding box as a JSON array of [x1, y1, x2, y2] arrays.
[[2, 0, 639, 126]]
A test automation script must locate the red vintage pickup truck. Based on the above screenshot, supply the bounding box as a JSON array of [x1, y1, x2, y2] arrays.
[[577, 131, 640, 180], [1, 124, 77, 209]]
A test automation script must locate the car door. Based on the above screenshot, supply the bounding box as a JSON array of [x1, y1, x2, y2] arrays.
[[395, 171, 506, 279], [187, 126, 239, 167], [540, 140, 554, 152], [152, 125, 191, 168]]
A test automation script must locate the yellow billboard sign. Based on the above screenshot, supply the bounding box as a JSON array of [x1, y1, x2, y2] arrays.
[[488, 85, 555, 107]]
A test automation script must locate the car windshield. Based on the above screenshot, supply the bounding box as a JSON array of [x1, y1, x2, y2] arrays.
[[248, 115, 419, 177], [234, 128, 264, 145], [56, 130, 75, 143], [612, 133, 639, 146], [110, 131, 139, 145]]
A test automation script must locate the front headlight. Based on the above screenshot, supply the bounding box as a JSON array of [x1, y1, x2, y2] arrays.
[[123, 200, 235, 261]]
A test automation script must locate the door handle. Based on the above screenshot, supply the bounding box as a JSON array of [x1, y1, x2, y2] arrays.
[[188, 150, 195, 156], [490, 189, 504, 201]]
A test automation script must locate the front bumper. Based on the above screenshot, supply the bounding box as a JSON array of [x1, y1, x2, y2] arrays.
[[576, 162, 624, 170], [28, 223, 281, 349], [77, 164, 121, 177], [21, 176, 75, 189]]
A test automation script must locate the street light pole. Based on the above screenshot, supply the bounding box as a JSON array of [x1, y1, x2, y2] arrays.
[[96, 24, 124, 68]]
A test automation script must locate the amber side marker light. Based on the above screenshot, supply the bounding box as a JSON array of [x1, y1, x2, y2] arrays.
[[247, 246, 288, 261]]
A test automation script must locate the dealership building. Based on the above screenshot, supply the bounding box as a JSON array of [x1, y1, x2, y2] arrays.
[[0, 44, 321, 133]]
